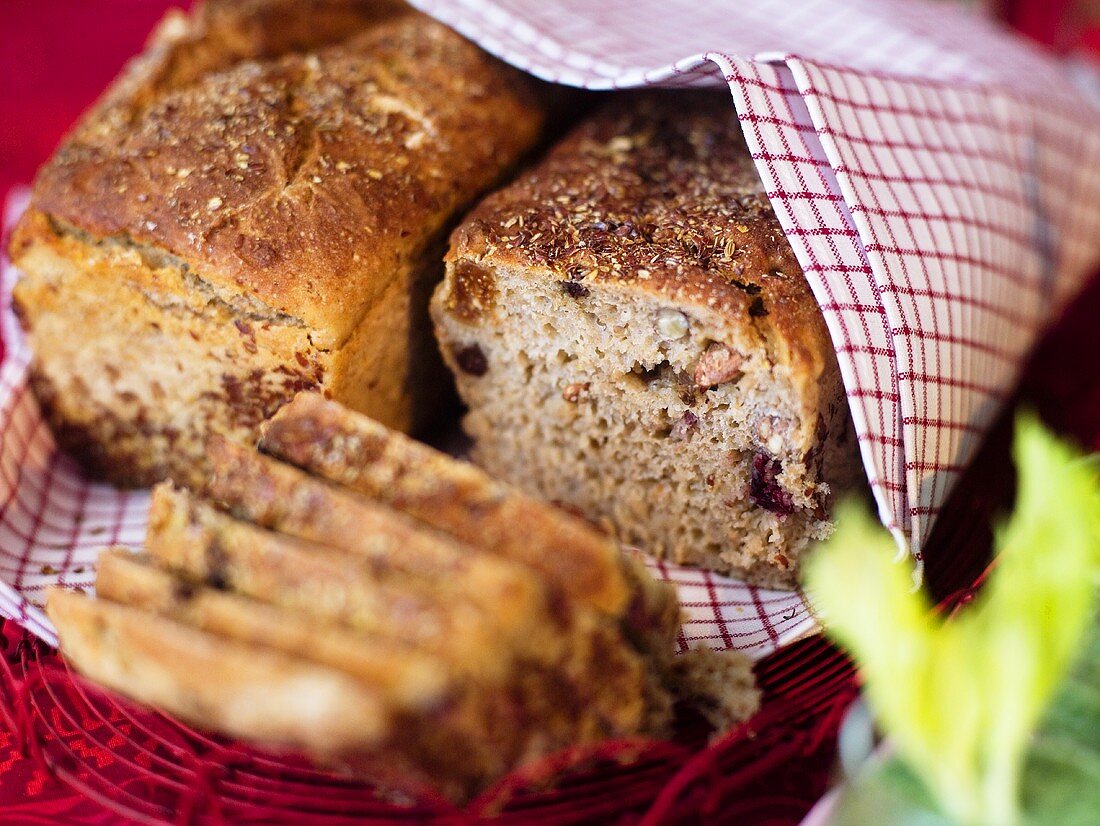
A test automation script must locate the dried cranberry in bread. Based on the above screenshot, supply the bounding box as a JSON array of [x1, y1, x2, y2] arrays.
[[8, 3, 546, 486], [432, 92, 863, 588]]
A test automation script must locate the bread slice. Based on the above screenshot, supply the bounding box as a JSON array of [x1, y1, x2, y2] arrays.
[[135, 476, 671, 774], [668, 648, 761, 735], [9, 7, 546, 486], [95, 548, 449, 708], [48, 396, 752, 799], [151, 480, 665, 736], [46, 588, 389, 755], [90, 547, 646, 794], [146, 483, 529, 678], [201, 436, 547, 620], [258, 391, 636, 615], [432, 92, 863, 588], [258, 392, 682, 693], [46, 587, 601, 801]]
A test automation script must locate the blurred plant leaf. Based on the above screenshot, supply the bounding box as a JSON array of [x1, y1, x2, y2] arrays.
[[832, 756, 953, 826], [831, 617, 1100, 826], [1020, 616, 1100, 825], [805, 414, 1100, 826]]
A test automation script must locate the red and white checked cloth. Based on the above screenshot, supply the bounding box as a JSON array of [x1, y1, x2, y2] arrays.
[[410, 0, 1100, 554], [1, 0, 1098, 657]]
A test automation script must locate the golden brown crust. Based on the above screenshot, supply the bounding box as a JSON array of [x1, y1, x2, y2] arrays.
[[82, 0, 409, 128], [46, 588, 390, 755], [9, 5, 547, 484], [448, 90, 831, 434], [95, 548, 450, 708], [259, 392, 636, 616], [26, 12, 546, 348], [178, 0, 410, 67]]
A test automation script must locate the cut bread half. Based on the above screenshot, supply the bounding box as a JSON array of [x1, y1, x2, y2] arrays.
[[432, 92, 864, 588]]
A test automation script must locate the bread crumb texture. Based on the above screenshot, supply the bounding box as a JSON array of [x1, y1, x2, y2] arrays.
[[433, 92, 864, 588], [8, 2, 545, 486]]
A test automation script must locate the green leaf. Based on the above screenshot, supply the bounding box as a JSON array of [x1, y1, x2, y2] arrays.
[[832, 633, 1100, 826], [805, 414, 1100, 826], [831, 756, 955, 826], [1021, 617, 1100, 826]]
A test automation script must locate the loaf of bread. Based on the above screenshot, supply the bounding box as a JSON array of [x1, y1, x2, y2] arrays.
[[256, 391, 683, 662], [9, 1, 545, 486], [94, 549, 449, 704], [47, 588, 393, 759], [432, 92, 863, 589], [46, 397, 713, 801]]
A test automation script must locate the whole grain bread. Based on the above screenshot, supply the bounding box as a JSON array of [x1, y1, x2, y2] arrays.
[[201, 436, 546, 621], [47, 397, 761, 801], [95, 548, 450, 708], [9, 2, 546, 486], [257, 391, 682, 671], [432, 92, 864, 588], [166, 469, 671, 733], [89, 547, 658, 798], [46, 587, 589, 801], [47, 588, 390, 755], [146, 483, 530, 677]]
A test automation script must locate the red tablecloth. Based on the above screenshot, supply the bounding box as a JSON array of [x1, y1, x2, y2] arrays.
[[0, 2, 1097, 824], [2, 7, 176, 821]]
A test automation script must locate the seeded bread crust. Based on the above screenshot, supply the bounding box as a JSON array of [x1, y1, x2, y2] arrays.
[[259, 392, 634, 614], [432, 92, 863, 587], [74, 0, 410, 129], [9, 5, 546, 486]]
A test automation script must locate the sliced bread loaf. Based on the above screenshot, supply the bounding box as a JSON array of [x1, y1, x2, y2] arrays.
[[431, 92, 863, 588]]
